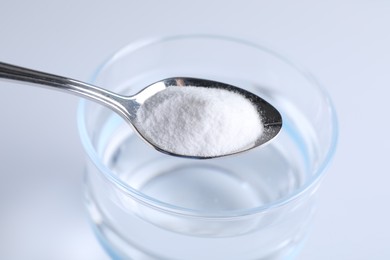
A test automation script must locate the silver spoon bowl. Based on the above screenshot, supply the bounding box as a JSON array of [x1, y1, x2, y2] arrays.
[[0, 61, 282, 159]]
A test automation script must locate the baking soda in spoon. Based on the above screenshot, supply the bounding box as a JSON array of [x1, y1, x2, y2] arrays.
[[135, 86, 264, 157], [0, 62, 281, 159]]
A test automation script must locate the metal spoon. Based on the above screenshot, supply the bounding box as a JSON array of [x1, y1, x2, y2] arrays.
[[0, 61, 282, 159]]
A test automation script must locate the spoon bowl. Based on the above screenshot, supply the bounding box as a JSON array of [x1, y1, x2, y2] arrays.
[[0, 61, 282, 159]]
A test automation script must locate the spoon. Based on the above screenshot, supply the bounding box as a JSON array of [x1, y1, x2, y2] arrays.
[[0, 61, 282, 159]]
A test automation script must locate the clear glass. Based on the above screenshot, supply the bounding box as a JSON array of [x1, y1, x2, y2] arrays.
[[78, 35, 338, 260]]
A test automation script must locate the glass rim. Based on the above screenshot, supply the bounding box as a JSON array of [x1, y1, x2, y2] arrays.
[[77, 34, 338, 219]]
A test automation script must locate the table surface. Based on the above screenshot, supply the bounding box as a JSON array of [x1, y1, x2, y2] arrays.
[[1, 1, 389, 259]]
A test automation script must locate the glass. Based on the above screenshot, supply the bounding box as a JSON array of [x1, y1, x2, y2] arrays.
[[78, 35, 338, 259]]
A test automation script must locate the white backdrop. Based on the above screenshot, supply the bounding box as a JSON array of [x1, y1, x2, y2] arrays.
[[1, 1, 389, 259]]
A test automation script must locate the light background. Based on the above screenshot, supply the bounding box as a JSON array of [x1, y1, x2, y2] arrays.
[[1, 1, 389, 259]]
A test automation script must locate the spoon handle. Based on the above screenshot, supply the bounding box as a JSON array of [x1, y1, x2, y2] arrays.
[[0, 61, 128, 115]]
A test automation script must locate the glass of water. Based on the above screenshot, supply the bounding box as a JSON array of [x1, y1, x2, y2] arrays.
[[78, 35, 338, 259]]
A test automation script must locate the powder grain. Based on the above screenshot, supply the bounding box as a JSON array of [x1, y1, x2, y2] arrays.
[[135, 86, 263, 157]]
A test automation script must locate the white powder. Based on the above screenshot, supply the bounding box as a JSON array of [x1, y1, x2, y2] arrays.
[[135, 86, 263, 157]]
